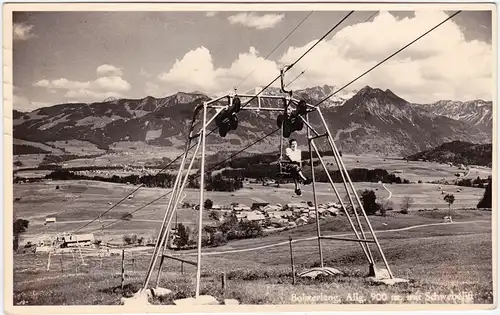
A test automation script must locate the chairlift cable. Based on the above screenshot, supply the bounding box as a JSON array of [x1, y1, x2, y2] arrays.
[[93, 128, 281, 232], [75, 10, 355, 234], [236, 10, 355, 110], [314, 10, 462, 107], [285, 11, 379, 89], [235, 11, 314, 89]]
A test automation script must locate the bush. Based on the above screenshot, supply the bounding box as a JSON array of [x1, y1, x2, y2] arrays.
[[378, 200, 393, 216], [209, 211, 220, 221], [122, 213, 133, 221], [400, 196, 414, 214], [204, 199, 213, 210], [123, 235, 134, 245]]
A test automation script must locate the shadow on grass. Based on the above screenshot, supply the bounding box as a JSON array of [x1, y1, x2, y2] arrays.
[[99, 282, 142, 298]]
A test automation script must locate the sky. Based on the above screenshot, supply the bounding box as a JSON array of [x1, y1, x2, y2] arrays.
[[12, 9, 493, 111]]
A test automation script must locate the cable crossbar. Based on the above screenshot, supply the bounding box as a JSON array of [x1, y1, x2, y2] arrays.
[[314, 10, 461, 107]]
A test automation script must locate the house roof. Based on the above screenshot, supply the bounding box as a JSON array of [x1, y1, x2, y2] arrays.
[[63, 233, 95, 242], [246, 213, 266, 221]]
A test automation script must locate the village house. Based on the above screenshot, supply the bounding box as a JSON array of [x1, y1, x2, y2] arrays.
[[251, 202, 269, 210], [295, 217, 308, 226], [44, 216, 56, 225], [235, 213, 247, 222], [245, 211, 266, 223], [232, 204, 251, 212], [270, 217, 288, 225], [262, 204, 282, 213], [327, 202, 342, 209], [59, 233, 95, 248]]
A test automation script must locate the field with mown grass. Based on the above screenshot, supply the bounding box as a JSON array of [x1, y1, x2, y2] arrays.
[[12, 166, 493, 306], [14, 177, 487, 243], [13, 217, 493, 305]]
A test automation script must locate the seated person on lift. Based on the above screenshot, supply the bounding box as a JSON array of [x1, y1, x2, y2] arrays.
[[284, 139, 311, 196]]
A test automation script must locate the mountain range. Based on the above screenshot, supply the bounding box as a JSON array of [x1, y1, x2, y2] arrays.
[[12, 85, 492, 158], [414, 99, 492, 133]]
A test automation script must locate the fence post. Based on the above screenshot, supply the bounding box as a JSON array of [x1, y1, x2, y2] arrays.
[[71, 250, 78, 273], [289, 235, 296, 285], [121, 249, 125, 291], [46, 251, 52, 271], [221, 272, 226, 294], [60, 251, 64, 274]]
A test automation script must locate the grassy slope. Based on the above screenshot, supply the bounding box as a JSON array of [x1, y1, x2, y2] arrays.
[[12, 178, 493, 305], [13, 220, 493, 305]]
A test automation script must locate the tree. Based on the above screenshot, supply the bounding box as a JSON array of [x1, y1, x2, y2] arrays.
[[477, 178, 492, 209], [13, 219, 29, 251], [238, 220, 263, 238], [360, 190, 380, 215], [137, 237, 144, 246], [400, 197, 414, 214], [219, 214, 240, 240], [204, 199, 213, 210], [444, 194, 455, 218], [174, 223, 190, 248], [123, 235, 133, 245]]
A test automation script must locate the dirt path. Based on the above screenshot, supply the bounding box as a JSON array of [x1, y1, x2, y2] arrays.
[[129, 219, 489, 256], [382, 183, 392, 200]]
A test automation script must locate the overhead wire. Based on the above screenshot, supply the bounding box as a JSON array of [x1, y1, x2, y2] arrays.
[[285, 10, 380, 89], [235, 11, 314, 90], [234, 10, 355, 110], [92, 127, 281, 232], [314, 10, 462, 107], [73, 10, 356, 234]]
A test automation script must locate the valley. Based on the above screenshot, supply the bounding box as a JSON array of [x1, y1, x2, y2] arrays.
[[11, 85, 494, 306]]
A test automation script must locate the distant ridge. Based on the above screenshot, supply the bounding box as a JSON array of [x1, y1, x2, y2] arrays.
[[406, 141, 492, 167]]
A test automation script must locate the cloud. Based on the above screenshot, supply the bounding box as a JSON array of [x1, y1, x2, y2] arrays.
[[13, 22, 34, 41], [13, 94, 50, 111], [206, 11, 217, 17], [64, 89, 122, 100], [94, 76, 131, 92], [278, 10, 492, 103], [150, 11, 491, 103], [154, 46, 280, 96], [34, 78, 90, 90], [96, 64, 123, 77], [34, 64, 131, 102], [228, 12, 284, 30]]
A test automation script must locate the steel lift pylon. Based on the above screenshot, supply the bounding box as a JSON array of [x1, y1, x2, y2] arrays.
[[136, 67, 407, 303]]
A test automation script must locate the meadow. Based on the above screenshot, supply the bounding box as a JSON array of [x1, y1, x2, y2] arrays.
[[14, 172, 487, 243], [11, 155, 494, 306], [13, 217, 493, 305]]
